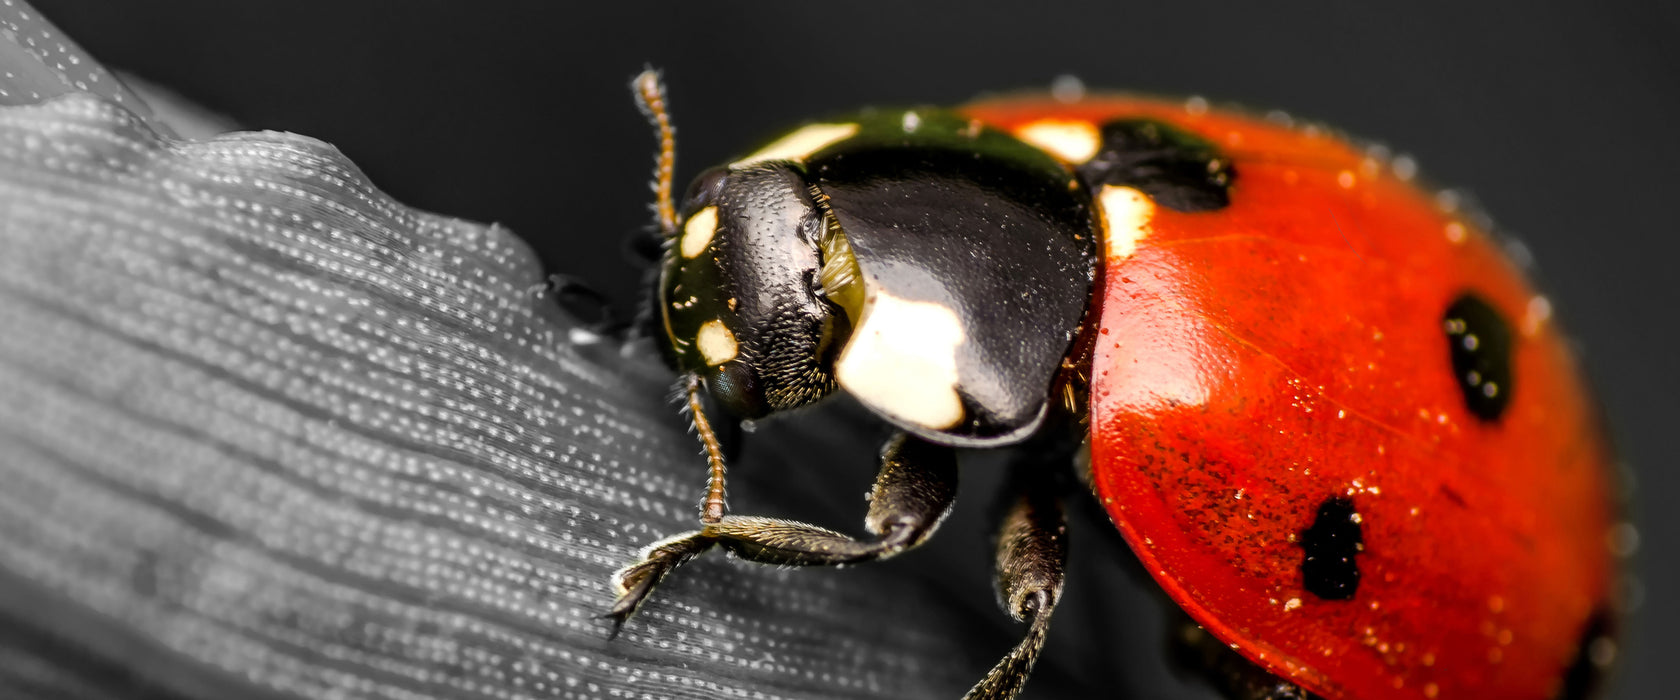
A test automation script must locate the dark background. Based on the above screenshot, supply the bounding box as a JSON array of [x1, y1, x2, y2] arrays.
[[27, 1, 1675, 697]]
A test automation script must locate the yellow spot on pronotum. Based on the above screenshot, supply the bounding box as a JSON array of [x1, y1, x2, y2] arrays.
[[1097, 185, 1154, 260], [732, 123, 859, 168], [696, 319, 737, 366], [1015, 119, 1101, 163], [680, 206, 719, 258], [835, 290, 966, 431]]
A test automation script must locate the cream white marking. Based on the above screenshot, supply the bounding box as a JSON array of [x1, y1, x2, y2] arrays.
[[731, 123, 859, 168], [835, 290, 966, 431], [1015, 119, 1101, 163], [696, 319, 738, 366], [680, 205, 719, 258], [1097, 184, 1154, 259], [901, 110, 921, 133]]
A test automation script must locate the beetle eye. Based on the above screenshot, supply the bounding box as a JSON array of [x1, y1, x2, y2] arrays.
[[682, 166, 731, 213], [706, 361, 769, 419]]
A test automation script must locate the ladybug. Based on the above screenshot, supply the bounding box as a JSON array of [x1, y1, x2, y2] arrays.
[[605, 71, 1621, 700]]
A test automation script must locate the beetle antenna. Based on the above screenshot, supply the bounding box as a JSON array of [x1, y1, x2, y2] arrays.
[[684, 373, 730, 524], [632, 68, 678, 236]]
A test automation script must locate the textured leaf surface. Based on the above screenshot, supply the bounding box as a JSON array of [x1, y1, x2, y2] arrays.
[[0, 2, 155, 116]]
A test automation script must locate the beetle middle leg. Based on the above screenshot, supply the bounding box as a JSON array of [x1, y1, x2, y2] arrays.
[[962, 461, 1069, 700], [605, 432, 959, 631]]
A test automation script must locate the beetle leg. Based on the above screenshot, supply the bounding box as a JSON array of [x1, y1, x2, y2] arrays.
[[963, 466, 1068, 700], [606, 432, 958, 632]]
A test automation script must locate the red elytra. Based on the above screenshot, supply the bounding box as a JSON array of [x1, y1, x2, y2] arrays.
[[964, 97, 1618, 700]]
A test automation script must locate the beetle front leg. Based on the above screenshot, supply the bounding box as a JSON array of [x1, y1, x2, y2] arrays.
[[606, 432, 958, 631], [963, 466, 1068, 700]]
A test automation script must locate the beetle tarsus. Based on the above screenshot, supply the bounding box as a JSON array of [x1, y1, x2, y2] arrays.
[[963, 591, 1056, 700], [604, 533, 716, 636]]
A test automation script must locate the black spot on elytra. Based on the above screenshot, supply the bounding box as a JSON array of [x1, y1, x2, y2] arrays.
[[1076, 118, 1234, 212], [1443, 292, 1514, 422], [1300, 496, 1363, 600], [1560, 606, 1616, 700]]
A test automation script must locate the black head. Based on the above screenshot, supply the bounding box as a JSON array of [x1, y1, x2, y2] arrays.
[[657, 163, 863, 419]]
